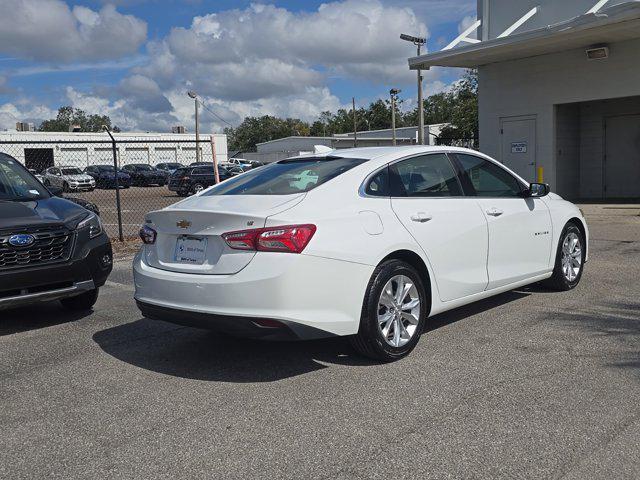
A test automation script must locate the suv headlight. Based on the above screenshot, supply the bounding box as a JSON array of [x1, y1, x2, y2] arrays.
[[78, 213, 103, 239]]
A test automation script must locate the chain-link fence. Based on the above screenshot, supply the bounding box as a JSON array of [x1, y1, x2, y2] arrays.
[[0, 137, 224, 242]]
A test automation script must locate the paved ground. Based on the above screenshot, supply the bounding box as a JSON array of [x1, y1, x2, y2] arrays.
[[1, 209, 639, 479]]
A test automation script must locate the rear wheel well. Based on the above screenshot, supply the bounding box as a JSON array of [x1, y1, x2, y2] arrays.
[[379, 250, 432, 316]]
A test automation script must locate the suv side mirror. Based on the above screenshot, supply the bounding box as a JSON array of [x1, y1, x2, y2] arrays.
[[526, 182, 549, 198]]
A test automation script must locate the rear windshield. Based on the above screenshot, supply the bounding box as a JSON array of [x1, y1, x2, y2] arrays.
[[201, 157, 366, 196]]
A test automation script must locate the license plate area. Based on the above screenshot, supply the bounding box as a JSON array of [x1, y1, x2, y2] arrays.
[[174, 235, 207, 265]]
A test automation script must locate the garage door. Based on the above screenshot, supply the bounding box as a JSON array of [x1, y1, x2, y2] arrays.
[[605, 114, 640, 198], [155, 147, 177, 165], [93, 148, 118, 166], [124, 148, 149, 165]]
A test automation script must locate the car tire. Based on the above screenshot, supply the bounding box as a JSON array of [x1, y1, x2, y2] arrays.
[[44, 179, 50, 187], [543, 222, 585, 291], [63, 181, 70, 193], [192, 183, 205, 194], [350, 260, 428, 362], [60, 288, 99, 311]]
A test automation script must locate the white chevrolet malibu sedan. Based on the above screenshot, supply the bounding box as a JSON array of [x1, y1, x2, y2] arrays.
[[134, 147, 588, 361]]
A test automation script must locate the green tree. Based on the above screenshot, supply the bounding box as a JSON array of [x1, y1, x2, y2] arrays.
[[39, 106, 120, 133], [224, 115, 311, 152]]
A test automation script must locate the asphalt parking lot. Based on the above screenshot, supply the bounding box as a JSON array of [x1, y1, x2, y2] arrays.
[[1, 206, 639, 479]]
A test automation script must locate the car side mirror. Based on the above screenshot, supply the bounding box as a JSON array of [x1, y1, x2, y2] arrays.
[[526, 182, 549, 198], [48, 185, 64, 197]]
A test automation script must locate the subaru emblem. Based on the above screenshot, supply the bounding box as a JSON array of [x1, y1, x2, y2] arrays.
[[8, 234, 36, 247]]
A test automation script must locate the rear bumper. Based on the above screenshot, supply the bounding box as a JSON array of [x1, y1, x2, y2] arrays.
[[133, 250, 374, 338]]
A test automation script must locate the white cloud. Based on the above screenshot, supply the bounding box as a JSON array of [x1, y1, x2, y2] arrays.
[[458, 15, 478, 36], [0, 0, 147, 62], [0, 0, 468, 132], [0, 101, 56, 130]]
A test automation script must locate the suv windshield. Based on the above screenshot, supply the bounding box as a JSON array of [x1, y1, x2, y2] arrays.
[[202, 157, 366, 196], [61, 168, 82, 175], [0, 154, 50, 201]]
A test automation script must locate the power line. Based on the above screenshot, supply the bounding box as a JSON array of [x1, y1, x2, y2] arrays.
[[197, 99, 234, 128]]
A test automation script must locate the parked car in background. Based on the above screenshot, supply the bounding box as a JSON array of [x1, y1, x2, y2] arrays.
[[156, 162, 184, 175], [122, 164, 167, 187], [29, 169, 45, 184], [228, 158, 253, 169], [226, 165, 247, 176], [188, 161, 213, 167], [135, 146, 588, 361], [42, 166, 95, 192], [168, 165, 231, 196], [84, 165, 131, 189], [0, 153, 112, 312], [250, 160, 266, 169]]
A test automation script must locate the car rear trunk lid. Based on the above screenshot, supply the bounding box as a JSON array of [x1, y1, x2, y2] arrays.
[[144, 193, 305, 274]]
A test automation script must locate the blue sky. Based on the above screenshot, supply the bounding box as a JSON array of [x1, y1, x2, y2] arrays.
[[0, 0, 476, 131]]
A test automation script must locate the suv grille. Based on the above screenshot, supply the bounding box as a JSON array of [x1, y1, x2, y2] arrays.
[[0, 226, 74, 270]]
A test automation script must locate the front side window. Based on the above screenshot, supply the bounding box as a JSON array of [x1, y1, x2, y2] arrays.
[[455, 154, 523, 197], [0, 155, 49, 201], [389, 153, 462, 197], [202, 157, 366, 196]]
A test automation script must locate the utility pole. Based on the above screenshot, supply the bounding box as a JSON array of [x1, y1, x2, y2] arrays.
[[400, 33, 427, 145], [390, 88, 401, 146], [352, 97, 358, 148], [187, 91, 201, 163]]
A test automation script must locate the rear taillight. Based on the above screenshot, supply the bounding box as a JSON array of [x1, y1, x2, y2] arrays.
[[139, 225, 157, 244], [222, 224, 316, 254]]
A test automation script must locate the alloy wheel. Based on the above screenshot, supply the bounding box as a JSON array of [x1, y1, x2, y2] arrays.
[[377, 275, 420, 348], [561, 232, 582, 282]]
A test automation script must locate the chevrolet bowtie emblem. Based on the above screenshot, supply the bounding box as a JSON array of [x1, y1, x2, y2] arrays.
[[176, 220, 191, 229]]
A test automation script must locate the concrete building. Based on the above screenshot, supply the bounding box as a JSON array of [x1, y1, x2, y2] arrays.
[[410, 0, 640, 199], [0, 131, 228, 172]]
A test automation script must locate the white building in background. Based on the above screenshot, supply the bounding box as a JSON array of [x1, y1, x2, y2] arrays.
[[410, 0, 640, 199], [0, 131, 228, 172]]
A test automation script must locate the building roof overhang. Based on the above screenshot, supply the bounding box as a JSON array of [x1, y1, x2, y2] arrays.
[[409, 2, 640, 70]]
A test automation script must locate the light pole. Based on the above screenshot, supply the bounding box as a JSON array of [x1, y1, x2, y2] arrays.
[[389, 88, 401, 146], [400, 33, 427, 145], [187, 90, 201, 163]]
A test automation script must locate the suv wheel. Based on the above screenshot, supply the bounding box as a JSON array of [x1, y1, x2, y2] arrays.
[[192, 183, 205, 194], [350, 260, 427, 362], [60, 289, 99, 311]]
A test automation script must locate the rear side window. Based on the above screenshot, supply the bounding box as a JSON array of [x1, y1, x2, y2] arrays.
[[202, 157, 366, 196], [365, 167, 390, 196], [192, 167, 211, 175], [390, 153, 462, 197], [455, 154, 523, 197]]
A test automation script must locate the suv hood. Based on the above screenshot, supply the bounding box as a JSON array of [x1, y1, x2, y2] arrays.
[[0, 197, 89, 231], [65, 174, 93, 182]]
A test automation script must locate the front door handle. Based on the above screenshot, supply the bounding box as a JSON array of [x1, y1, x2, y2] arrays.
[[410, 212, 432, 223], [486, 208, 504, 217]]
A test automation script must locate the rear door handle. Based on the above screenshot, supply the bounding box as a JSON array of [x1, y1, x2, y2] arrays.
[[410, 212, 432, 223], [486, 208, 504, 217]]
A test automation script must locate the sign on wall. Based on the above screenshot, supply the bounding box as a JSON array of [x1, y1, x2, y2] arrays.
[[511, 141, 528, 153]]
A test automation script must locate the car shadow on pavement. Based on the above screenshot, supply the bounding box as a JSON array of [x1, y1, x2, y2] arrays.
[[92, 291, 532, 383], [0, 303, 93, 336], [532, 300, 640, 379]]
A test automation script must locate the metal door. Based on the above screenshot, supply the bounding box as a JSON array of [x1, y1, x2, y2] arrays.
[[604, 114, 640, 198], [500, 116, 536, 181]]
